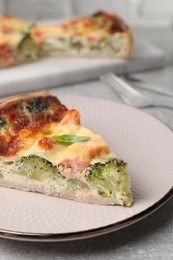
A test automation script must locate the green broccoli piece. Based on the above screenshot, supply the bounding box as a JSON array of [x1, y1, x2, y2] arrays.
[[70, 38, 84, 51], [0, 116, 7, 130], [17, 29, 39, 62], [20, 97, 51, 116], [86, 158, 130, 199], [25, 97, 51, 114], [14, 155, 64, 181]]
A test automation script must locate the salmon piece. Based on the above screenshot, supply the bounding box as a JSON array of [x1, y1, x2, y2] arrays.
[[0, 43, 15, 67], [59, 136, 110, 177], [58, 109, 80, 126]]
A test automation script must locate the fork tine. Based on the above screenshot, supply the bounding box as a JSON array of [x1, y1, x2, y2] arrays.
[[100, 73, 141, 103]]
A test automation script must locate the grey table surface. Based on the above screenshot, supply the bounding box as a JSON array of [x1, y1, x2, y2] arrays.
[[0, 27, 173, 259]]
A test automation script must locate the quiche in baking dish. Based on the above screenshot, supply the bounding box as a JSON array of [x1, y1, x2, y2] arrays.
[[33, 10, 132, 58], [0, 10, 132, 68]]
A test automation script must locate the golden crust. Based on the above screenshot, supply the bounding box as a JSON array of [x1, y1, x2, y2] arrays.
[[0, 91, 75, 157], [0, 15, 30, 31], [35, 10, 131, 36], [0, 90, 51, 108]]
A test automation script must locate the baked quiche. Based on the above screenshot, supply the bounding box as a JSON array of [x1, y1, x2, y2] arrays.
[[0, 15, 38, 68], [33, 10, 132, 58], [0, 91, 133, 206], [0, 10, 132, 68]]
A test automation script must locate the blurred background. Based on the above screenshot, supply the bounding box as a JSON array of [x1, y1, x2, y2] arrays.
[[0, 0, 172, 65], [0, 0, 173, 28]]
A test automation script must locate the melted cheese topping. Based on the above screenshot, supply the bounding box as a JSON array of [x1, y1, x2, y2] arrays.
[[0, 16, 30, 32], [0, 92, 68, 157], [34, 10, 128, 42], [0, 92, 113, 167], [0, 32, 23, 46], [18, 125, 111, 165], [0, 16, 33, 46]]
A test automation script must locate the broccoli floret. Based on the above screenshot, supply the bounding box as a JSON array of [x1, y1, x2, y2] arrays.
[[20, 97, 51, 115], [17, 29, 38, 61], [0, 116, 7, 130], [25, 98, 51, 114], [86, 158, 130, 199], [70, 38, 84, 51], [14, 155, 64, 181]]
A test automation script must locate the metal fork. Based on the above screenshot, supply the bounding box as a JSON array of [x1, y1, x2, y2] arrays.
[[124, 74, 173, 98], [100, 73, 173, 109]]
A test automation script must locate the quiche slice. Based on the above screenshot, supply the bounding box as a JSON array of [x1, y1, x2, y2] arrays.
[[33, 10, 132, 58], [0, 91, 133, 206], [0, 16, 39, 68]]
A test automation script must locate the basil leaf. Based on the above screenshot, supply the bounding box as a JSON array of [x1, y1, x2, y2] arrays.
[[52, 135, 90, 145]]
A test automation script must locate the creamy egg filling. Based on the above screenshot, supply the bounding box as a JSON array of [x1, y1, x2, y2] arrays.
[[40, 34, 129, 57], [18, 125, 115, 166]]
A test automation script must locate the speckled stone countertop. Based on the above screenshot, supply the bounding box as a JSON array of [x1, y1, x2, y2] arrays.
[[0, 28, 173, 259]]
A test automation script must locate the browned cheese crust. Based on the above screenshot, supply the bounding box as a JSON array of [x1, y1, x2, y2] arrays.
[[0, 91, 80, 157]]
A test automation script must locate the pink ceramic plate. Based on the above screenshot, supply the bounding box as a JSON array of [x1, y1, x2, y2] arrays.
[[0, 96, 172, 241]]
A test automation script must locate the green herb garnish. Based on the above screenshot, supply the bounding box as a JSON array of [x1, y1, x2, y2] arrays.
[[52, 135, 90, 145]]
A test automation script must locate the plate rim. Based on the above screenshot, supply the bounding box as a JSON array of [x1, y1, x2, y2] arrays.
[[0, 187, 172, 242], [0, 96, 173, 242]]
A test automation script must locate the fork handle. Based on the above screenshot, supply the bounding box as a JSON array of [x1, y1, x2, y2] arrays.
[[145, 98, 173, 110], [125, 80, 173, 98]]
